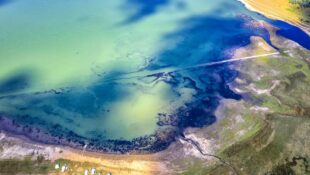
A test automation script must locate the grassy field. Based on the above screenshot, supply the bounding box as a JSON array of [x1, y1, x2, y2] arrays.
[[214, 38, 310, 174], [0, 158, 113, 175], [0, 156, 53, 175]]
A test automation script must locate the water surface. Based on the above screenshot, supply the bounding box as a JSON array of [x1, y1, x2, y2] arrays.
[[0, 0, 309, 152]]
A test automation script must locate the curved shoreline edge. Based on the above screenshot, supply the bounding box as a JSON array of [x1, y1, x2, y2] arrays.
[[238, 0, 310, 35], [0, 130, 168, 175]]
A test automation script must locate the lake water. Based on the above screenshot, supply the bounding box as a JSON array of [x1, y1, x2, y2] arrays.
[[0, 0, 309, 152]]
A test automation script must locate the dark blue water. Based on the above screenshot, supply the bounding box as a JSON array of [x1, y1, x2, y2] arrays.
[[122, 0, 170, 24], [270, 20, 310, 50], [0, 0, 10, 6], [148, 15, 275, 70]]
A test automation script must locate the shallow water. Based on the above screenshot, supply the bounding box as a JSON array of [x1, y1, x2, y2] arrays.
[[0, 0, 309, 151]]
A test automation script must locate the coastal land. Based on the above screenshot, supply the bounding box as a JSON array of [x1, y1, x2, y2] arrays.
[[0, 1, 310, 175], [239, 0, 310, 33]]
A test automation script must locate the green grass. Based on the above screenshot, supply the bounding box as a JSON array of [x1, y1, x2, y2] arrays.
[[211, 52, 310, 174], [260, 95, 291, 113], [220, 115, 299, 174], [0, 158, 108, 175], [53, 159, 109, 175], [181, 161, 209, 175], [267, 55, 310, 79], [0, 156, 53, 175]]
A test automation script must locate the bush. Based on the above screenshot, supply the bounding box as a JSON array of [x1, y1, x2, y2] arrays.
[[289, 0, 310, 8]]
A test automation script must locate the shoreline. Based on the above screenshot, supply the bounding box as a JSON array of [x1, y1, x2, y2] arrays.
[[0, 114, 178, 154], [0, 130, 169, 175], [238, 0, 310, 35]]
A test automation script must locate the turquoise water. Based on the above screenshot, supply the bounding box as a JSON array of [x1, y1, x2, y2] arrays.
[[0, 0, 309, 152]]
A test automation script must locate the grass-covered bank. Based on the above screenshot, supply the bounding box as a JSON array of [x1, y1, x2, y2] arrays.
[[0, 156, 52, 175]]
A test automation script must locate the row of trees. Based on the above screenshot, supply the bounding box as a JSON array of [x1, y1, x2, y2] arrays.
[[289, 0, 310, 8]]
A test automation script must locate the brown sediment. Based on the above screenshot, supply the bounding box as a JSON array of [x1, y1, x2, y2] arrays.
[[0, 130, 170, 175], [52, 148, 168, 175], [0, 115, 172, 175]]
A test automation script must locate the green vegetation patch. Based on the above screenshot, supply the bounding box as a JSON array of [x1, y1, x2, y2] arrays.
[[271, 71, 310, 117], [213, 49, 310, 174], [54, 159, 109, 175], [0, 156, 53, 175], [266, 156, 310, 175]]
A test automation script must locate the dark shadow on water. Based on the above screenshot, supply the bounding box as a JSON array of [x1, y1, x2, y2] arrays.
[[121, 0, 170, 24], [0, 0, 11, 6], [16, 71, 129, 119], [147, 15, 275, 70], [0, 71, 135, 152], [0, 73, 30, 94], [54, 71, 130, 116]]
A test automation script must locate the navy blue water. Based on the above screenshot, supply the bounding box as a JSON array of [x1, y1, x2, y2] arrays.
[[270, 20, 310, 49]]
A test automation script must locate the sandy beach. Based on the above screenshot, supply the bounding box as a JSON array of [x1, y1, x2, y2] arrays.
[[239, 0, 310, 33], [0, 131, 170, 175]]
